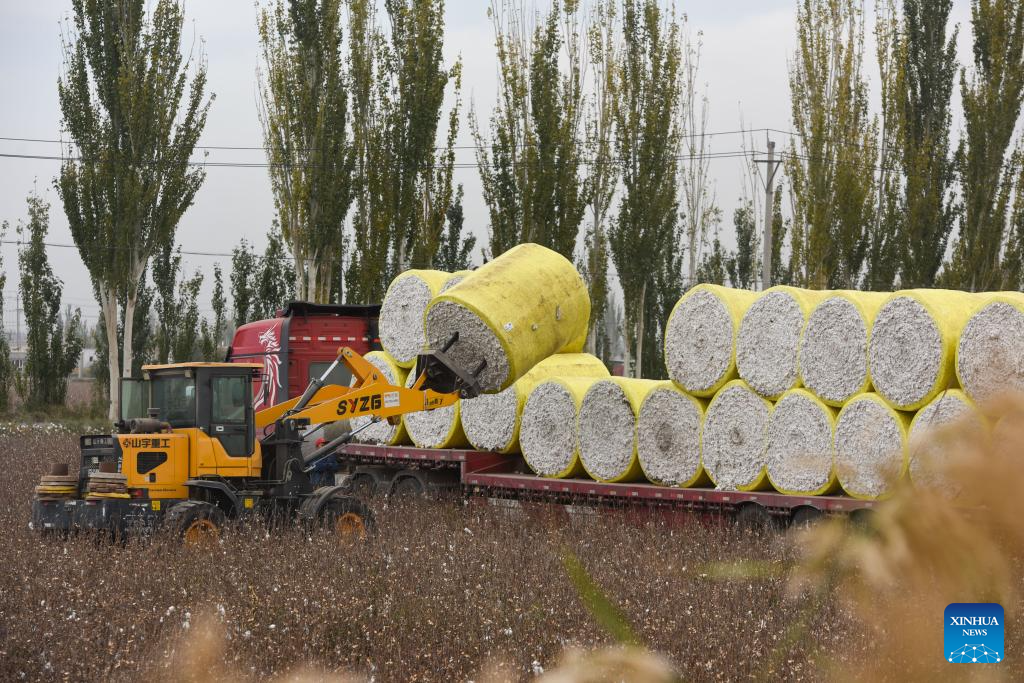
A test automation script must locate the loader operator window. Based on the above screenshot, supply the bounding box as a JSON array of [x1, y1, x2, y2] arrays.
[[151, 376, 196, 428], [211, 376, 251, 456]]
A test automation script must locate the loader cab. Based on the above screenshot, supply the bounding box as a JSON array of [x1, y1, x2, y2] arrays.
[[120, 363, 264, 486]]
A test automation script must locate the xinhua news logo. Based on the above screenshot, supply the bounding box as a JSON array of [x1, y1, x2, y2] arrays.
[[945, 603, 1004, 663]]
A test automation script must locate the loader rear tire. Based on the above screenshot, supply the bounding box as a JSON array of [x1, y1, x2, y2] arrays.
[[320, 495, 376, 542], [165, 501, 226, 547]]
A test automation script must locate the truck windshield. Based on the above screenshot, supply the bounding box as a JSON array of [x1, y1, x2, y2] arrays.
[[151, 375, 196, 427]]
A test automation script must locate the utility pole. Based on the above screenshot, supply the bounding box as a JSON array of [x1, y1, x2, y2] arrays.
[[754, 139, 781, 290]]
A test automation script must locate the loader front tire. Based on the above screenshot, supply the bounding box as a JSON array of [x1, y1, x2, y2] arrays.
[[165, 501, 226, 547]]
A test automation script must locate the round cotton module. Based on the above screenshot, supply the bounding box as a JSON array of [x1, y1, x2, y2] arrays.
[[956, 294, 1024, 403], [764, 389, 838, 496], [834, 393, 910, 499], [350, 351, 409, 446], [578, 378, 660, 483], [401, 370, 467, 449], [636, 383, 707, 487], [798, 291, 887, 406], [379, 269, 452, 368], [700, 380, 772, 491], [664, 284, 758, 397], [868, 289, 979, 410], [520, 377, 601, 478], [425, 243, 591, 393], [909, 390, 983, 496], [460, 353, 609, 453], [737, 286, 827, 399]]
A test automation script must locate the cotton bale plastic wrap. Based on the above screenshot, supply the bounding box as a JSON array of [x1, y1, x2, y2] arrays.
[[379, 269, 452, 368], [798, 291, 888, 406], [425, 243, 590, 393], [868, 289, 979, 411], [834, 392, 910, 500], [956, 292, 1024, 403], [460, 353, 609, 453], [520, 377, 602, 478], [349, 351, 409, 446], [737, 286, 829, 399], [664, 284, 759, 397], [578, 378, 662, 483], [909, 389, 984, 497], [701, 379, 773, 491], [636, 383, 708, 487], [401, 370, 467, 449], [764, 389, 839, 496]]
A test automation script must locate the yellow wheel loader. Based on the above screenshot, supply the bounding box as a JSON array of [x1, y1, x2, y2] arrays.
[[31, 340, 484, 543]]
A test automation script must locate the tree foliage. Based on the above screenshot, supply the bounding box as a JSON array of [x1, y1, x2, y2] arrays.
[[946, 0, 1024, 291], [258, 0, 355, 303], [231, 230, 297, 326], [472, 0, 587, 260], [434, 185, 476, 271], [15, 194, 83, 409], [726, 201, 760, 290], [787, 0, 877, 289], [200, 264, 227, 361], [57, 0, 211, 417], [0, 223, 13, 411]]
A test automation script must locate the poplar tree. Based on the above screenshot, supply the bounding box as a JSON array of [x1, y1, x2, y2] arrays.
[[609, 0, 683, 378], [231, 230, 296, 325], [258, 0, 355, 302], [946, 0, 1024, 291], [434, 186, 476, 271], [898, 0, 958, 288], [472, 0, 588, 260], [57, 0, 211, 418], [200, 265, 227, 361], [0, 223, 12, 412], [786, 0, 877, 289]]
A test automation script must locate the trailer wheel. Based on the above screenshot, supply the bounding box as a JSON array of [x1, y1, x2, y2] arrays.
[[735, 502, 777, 532], [790, 505, 824, 528], [348, 473, 378, 500], [165, 501, 226, 547], [320, 495, 376, 541], [391, 476, 424, 498]]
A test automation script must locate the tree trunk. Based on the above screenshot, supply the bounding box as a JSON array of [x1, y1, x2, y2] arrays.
[[101, 286, 121, 421], [634, 281, 646, 379]]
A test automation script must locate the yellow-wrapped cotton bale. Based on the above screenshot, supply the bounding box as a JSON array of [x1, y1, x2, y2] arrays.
[[835, 392, 911, 500], [798, 291, 888, 406], [636, 383, 708, 487], [350, 351, 409, 446], [701, 380, 773, 491], [664, 284, 759, 397], [520, 377, 603, 478], [401, 370, 468, 448], [425, 243, 590, 393], [737, 286, 831, 399], [956, 292, 1024, 403], [909, 389, 985, 497], [379, 269, 452, 368], [868, 289, 979, 411], [765, 389, 839, 496], [578, 378, 662, 483], [460, 353, 609, 453]]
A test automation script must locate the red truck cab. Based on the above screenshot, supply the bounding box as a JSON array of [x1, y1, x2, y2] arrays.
[[226, 301, 381, 409]]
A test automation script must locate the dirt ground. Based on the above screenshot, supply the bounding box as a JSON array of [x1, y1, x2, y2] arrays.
[[0, 428, 1019, 682]]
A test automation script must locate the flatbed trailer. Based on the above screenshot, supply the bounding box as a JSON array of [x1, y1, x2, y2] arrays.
[[334, 443, 877, 528]]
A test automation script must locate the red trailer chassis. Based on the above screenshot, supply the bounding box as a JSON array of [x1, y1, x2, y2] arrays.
[[335, 443, 876, 526]]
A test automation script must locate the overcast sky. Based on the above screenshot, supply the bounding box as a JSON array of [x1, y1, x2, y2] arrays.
[[0, 0, 974, 336]]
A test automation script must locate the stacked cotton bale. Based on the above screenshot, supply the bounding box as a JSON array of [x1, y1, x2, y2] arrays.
[[868, 289, 978, 411], [834, 393, 910, 499], [908, 390, 984, 496], [764, 389, 839, 495], [956, 292, 1024, 403], [520, 377, 602, 478], [578, 378, 663, 483], [350, 350, 409, 445], [460, 353, 609, 453], [425, 243, 591, 393], [664, 284, 758, 397], [379, 269, 454, 368], [636, 383, 708, 487], [737, 286, 829, 399], [402, 369, 468, 448], [701, 380, 773, 491], [798, 291, 888, 406]]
